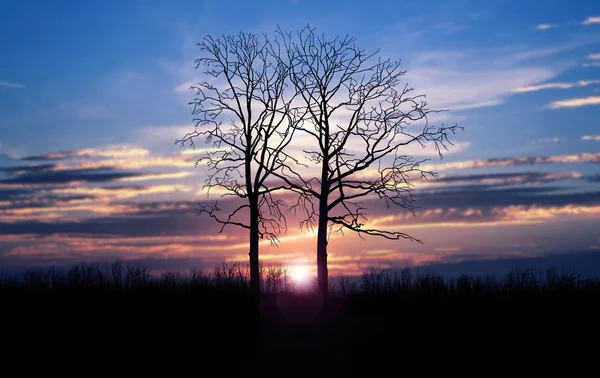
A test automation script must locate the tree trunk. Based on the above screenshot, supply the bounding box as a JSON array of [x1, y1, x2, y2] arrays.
[[248, 195, 261, 346], [249, 196, 260, 298], [317, 193, 329, 299]]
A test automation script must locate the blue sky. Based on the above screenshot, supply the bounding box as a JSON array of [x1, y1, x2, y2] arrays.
[[0, 0, 599, 277]]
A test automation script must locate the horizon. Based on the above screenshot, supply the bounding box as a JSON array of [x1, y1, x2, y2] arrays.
[[1, 0, 600, 278]]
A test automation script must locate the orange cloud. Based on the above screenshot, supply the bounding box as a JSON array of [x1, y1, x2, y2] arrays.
[[2, 233, 245, 262], [366, 204, 600, 230], [50, 155, 193, 171], [118, 171, 195, 182], [497, 204, 600, 221], [52, 184, 191, 199]]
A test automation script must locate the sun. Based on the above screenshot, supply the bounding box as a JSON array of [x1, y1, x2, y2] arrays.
[[289, 265, 310, 285]]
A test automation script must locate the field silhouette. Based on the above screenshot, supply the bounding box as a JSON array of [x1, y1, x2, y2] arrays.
[[2, 260, 599, 375]]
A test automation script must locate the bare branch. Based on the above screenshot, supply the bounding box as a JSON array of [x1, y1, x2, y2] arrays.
[[275, 24, 463, 245]]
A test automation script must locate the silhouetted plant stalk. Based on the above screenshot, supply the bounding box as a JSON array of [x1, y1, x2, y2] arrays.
[[3, 261, 600, 301]]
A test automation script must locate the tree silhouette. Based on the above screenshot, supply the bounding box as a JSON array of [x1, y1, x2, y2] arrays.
[[272, 26, 463, 297], [176, 32, 302, 298]]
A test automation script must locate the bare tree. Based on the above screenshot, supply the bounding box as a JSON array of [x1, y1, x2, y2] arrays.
[[176, 32, 301, 298], [272, 26, 463, 298]]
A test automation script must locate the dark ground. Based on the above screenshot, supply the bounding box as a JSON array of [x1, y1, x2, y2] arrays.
[[3, 289, 599, 376]]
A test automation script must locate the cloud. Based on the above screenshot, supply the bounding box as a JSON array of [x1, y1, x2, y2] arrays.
[[0, 164, 55, 174], [0, 233, 240, 270], [174, 79, 201, 94], [353, 153, 599, 183], [400, 38, 600, 112], [432, 22, 469, 34], [582, 135, 600, 141], [588, 53, 600, 60], [50, 184, 191, 200], [425, 152, 600, 172], [587, 174, 600, 183], [21, 142, 197, 171], [582, 17, 600, 25], [583, 62, 600, 68], [531, 137, 563, 144], [0, 200, 199, 236], [513, 80, 600, 93], [434, 247, 462, 253], [535, 24, 558, 31], [48, 155, 193, 171], [0, 164, 143, 185], [422, 251, 600, 279], [117, 171, 195, 182], [449, 100, 504, 111], [1, 168, 599, 275], [430, 171, 582, 187], [0, 187, 36, 201], [400, 186, 600, 214], [367, 200, 600, 232], [0, 81, 25, 89], [174, 41, 574, 117], [405, 51, 556, 111], [548, 96, 600, 109], [508, 42, 586, 63], [23, 146, 151, 161], [6, 172, 594, 239]]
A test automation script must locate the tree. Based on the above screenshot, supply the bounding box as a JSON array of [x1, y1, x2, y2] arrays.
[[176, 32, 301, 298], [273, 26, 463, 298]]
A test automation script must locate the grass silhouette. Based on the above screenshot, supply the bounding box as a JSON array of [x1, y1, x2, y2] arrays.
[[2, 260, 599, 375]]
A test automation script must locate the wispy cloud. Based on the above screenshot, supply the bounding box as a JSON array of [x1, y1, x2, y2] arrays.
[[582, 16, 600, 25], [535, 24, 558, 31], [514, 80, 600, 93], [509, 42, 585, 63], [21, 146, 194, 170], [50, 156, 192, 171], [24, 145, 151, 161], [582, 135, 600, 141], [531, 137, 564, 144], [548, 96, 600, 109], [51, 184, 192, 200], [583, 62, 600, 68], [426, 152, 600, 171], [588, 53, 600, 60], [402, 40, 595, 112], [118, 171, 195, 182], [0, 164, 144, 186], [406, 61, 555, 111], [0, 81, 25, 89], [368, 204, 600, 231], [432, 22, 469, 34], [431, 171, 582, 187]]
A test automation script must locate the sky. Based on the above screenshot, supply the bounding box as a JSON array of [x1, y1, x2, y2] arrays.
[[1, 0, 599, 279]]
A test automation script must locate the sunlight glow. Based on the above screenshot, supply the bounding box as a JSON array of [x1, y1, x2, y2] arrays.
[[289, 265, 310, 285]]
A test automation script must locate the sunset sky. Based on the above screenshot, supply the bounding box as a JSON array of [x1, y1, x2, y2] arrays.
[[1, 0, 599, 277]]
